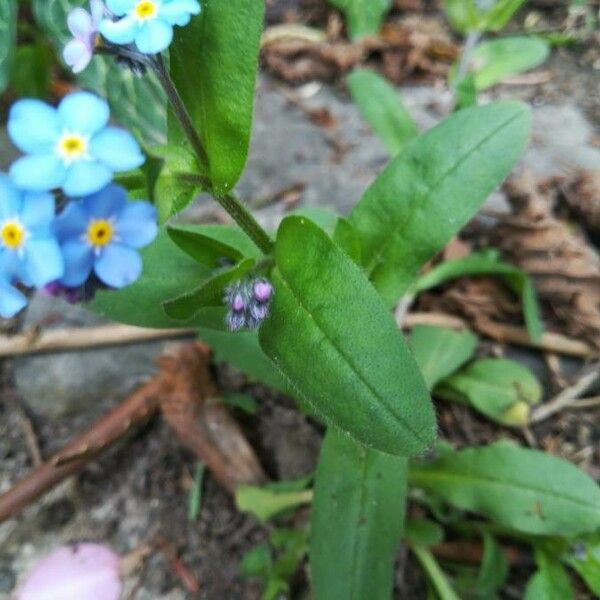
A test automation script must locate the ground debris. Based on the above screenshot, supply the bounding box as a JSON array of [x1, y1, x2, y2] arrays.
[[261, 15, 457, 83], [496, 173, 600, 349]]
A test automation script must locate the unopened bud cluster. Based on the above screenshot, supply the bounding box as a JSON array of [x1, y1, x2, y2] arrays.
[[224, 278, 273, 331]]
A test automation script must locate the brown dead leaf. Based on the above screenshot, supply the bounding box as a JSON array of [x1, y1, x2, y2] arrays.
[[562, 170, 600, 234], [495, 173, 600, 348], [261, 16, 457, 83]]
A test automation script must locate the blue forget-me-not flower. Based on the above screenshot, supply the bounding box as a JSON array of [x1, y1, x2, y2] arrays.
[[100, 0, 201, 55], [8, 91, 145, 197], [54, 184, 157, 289], [63, 0, 105, 74], [0, 176, 64, 318]]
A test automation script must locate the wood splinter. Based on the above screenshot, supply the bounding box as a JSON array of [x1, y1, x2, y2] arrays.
[[0, 342, 266, 524]]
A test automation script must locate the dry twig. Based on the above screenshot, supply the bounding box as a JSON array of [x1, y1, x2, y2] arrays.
[[0, 343, 265, 523]]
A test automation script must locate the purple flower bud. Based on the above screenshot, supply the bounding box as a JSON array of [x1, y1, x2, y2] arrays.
[[250, 301, 269, 322], [232, 293, 245, 312], [253, 279, 273, 303], [226, 310, 246, 332]]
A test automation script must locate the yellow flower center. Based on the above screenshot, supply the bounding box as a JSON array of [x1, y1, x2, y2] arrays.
[[87, 219, 114, 248], [57, 133, 88, 164], [1, 221, 26, 250], [134, 0, 158, 20]]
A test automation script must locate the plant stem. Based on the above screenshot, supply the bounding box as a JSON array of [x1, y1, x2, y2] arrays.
[[454, 30, 481, 90], [151, 55, 209, 169], [150, 57, 274, 255], [411, 544, 461, 600]]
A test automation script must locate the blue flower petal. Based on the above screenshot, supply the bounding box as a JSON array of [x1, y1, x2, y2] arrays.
[[10, 154, 67, 192], [134, 19, 173, 54], [95, 243, 142, 288], [82, 184, 127, 218], [0, 249, 20, 281], [53, 201, 89, 242], [67, 7, 94, 38], [160, 0, 201, 25], [57, 92, 110, 136], [0, 279, 27, 319], [59, 240, 94, 286], [99, 15, 138, 45], [20, 192, 55, 231], [90, 127, 145, 172], [63, 39, 93, 74], [0, 175, 22, 220], [63, 160, 113, 197], [105, 0, 136, 16], [21, 238, 65, 287], [7, 99, 61, 154], [115, 201, 157, 248]]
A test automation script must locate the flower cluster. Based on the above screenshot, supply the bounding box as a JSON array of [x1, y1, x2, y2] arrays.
[[0, 91, 157, 319], [64, 0, 201, 72], [224, 278, 274, 332]]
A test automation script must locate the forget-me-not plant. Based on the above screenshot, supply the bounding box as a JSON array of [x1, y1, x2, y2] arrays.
[[0, 176, 64, 318], [8, 91, 144, 197], [63, 0, 105, 74], [100, 0, 201, 55], [54, 184, 158, 289]]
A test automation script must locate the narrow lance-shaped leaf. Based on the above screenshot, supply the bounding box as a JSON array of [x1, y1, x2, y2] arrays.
[[169, 0, 264, 194], [524, 549, 574, 600], [0, 0, 18, 93], [347, 69, 418, 156], [414, 249, 543, 341], [310, 430, 408, 600], [453, 37, 550, 91], [260, 216, 435, 456], [410, 442, 600, 536], [349, 101, 531, 307], [328, 0, 391, 40], [410, 325, 478, 389]]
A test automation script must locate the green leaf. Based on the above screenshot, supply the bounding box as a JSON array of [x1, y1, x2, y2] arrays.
[[10, 42, 52, 98], [455, 72, 478, 110], [411, 545, 461, 600], [169, 0, 264, 193], [197, 327, 293, 395], [327, 0, 391, 39], [310, 429, 408, 600], [475, 533, 509, 597], [525, 550, 574, 600], [152, 146, 201, 222], [480, 0, 527, 32], [91, 228, 213, 328], [32, 0, 166, 146], [444, 0, 479, 34], [349, 102, 531, 307], [455, 37, 550, 90], [405, 518, 444, 547], [410, 325, 478, 389], [241, 544, 272, 578], [564, 534, 600, 596], [0, 0, 17, 94], [333, 217, 363, 264], [222, 392, 259, 414], [163, 258, 255, 320], [236, 484, 313, 523], [260, 216, 435, 456], [414, 250, 543, 341], [410, 443, 600, 536], [347, 69, 418, 155], [435, 358, 542, 426], [168, 223, 261, 267], [187, 462, 205, 522]]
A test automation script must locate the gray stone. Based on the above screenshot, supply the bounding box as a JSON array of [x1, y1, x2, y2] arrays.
[[13, 295, 163, 419]]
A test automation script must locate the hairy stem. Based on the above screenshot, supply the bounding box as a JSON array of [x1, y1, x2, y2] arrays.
[[453, 30, 481, 90], [150, 56, 274, 254]]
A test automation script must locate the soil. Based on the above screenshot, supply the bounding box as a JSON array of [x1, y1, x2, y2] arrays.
[[1, 1, 600, 599]]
